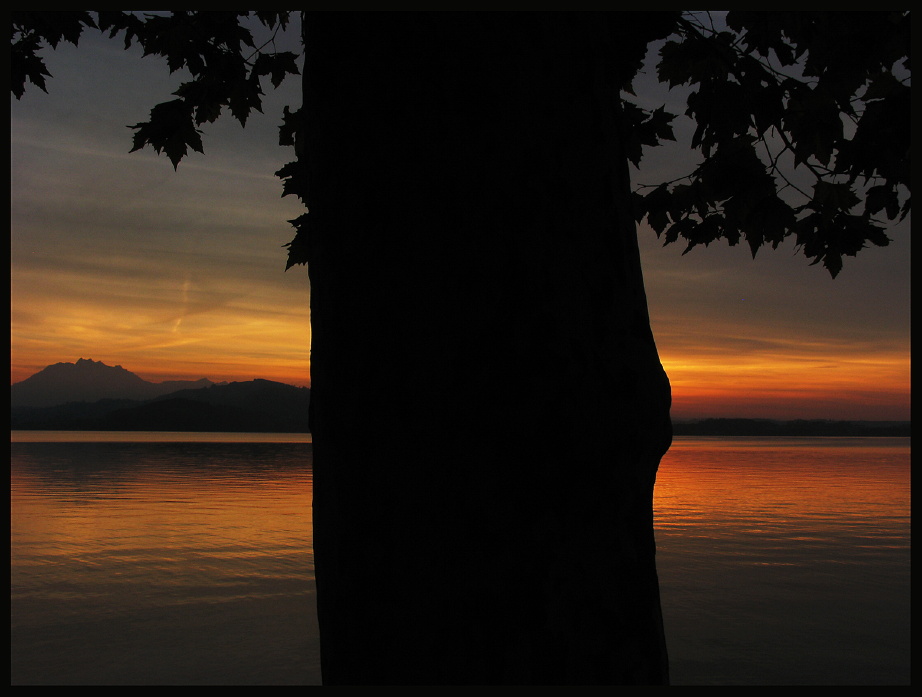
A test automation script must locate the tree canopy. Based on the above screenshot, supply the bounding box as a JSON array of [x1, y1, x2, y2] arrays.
[[632, 11, 910, 277], [11, 10, 911, 277]]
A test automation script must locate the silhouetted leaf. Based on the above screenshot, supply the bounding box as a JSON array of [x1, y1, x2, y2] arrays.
[[663, 216, 694, 246], [783, 84, 842, 167], [11, 11, 95, 49], [657, 33, 735, 88], [130, 99, 204, 169], [174, 79, 223, 124], [276, 160, 310, 202], [793, 210, 890, 278], [278, 105, 302, 148], [810, 181, 860, 213], [864, 185, 901, 219], [622, 103, 677, 168], [227, 75, 264, 126], [11, 11, 97, 98], [641, 185, 673, 235], [837, 89, 910, 191], [254, 11, 292, 32], [725, 11, 806, 66], [10, 35, 51, 98], [861, 70, 904, 101], [680, 214, 732, 254], [686, 82, 757, 156], [253, 51, 300, 88], [284, 214, 310, 270]]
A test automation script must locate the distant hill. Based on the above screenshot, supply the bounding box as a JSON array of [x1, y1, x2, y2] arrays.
[[672, 418, 911, 438], [10, 358, 217, 409], [10, 360, 310, 432], [11, 379, 311, 433]]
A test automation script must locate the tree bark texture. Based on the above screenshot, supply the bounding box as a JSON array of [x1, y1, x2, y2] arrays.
[[302, 13, 675, 685]]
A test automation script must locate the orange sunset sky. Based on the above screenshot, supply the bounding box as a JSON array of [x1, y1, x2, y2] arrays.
[[10, 21, 911, 422]]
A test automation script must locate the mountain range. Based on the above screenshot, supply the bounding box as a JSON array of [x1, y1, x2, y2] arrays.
[[10, 359, 310, 432], [11, 358, 219, 408]]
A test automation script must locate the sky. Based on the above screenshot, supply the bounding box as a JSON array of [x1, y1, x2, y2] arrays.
[[10, 15, 911, 422]]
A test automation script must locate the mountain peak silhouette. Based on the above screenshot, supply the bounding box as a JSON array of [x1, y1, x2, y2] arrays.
[[10, 362, 310, 432], [10, 359, 215, 409]]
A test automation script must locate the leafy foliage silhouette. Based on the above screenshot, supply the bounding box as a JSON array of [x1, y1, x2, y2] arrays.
[[12, 11, 910, 277], [633, 11, 910, 277], [12, 11, 298, 168]]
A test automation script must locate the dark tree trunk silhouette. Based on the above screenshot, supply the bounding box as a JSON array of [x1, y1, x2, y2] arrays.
[[303, 13, 675, 685]]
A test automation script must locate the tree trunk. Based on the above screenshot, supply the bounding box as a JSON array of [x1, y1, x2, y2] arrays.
[[302, 13, 675, 685]]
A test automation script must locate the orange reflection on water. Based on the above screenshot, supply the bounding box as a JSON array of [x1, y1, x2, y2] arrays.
[[10, 439, 320, 685], [654, 436, 911, 537], [651, 436, 910, 686], [11, 441, 314, 594]]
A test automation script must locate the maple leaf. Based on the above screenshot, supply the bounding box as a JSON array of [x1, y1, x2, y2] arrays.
[[129, 99, 204, 169]]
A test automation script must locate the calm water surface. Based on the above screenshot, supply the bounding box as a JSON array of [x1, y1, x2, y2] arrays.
[[10, 432, 910, 685], [655, 436, 910, 685], [11, 432, 317, 685]]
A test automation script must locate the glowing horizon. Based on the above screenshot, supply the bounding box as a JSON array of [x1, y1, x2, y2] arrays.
[[10, 346, 911, 422]]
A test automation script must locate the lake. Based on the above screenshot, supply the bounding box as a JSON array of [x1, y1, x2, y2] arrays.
[[10, 432, 910, 685]]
